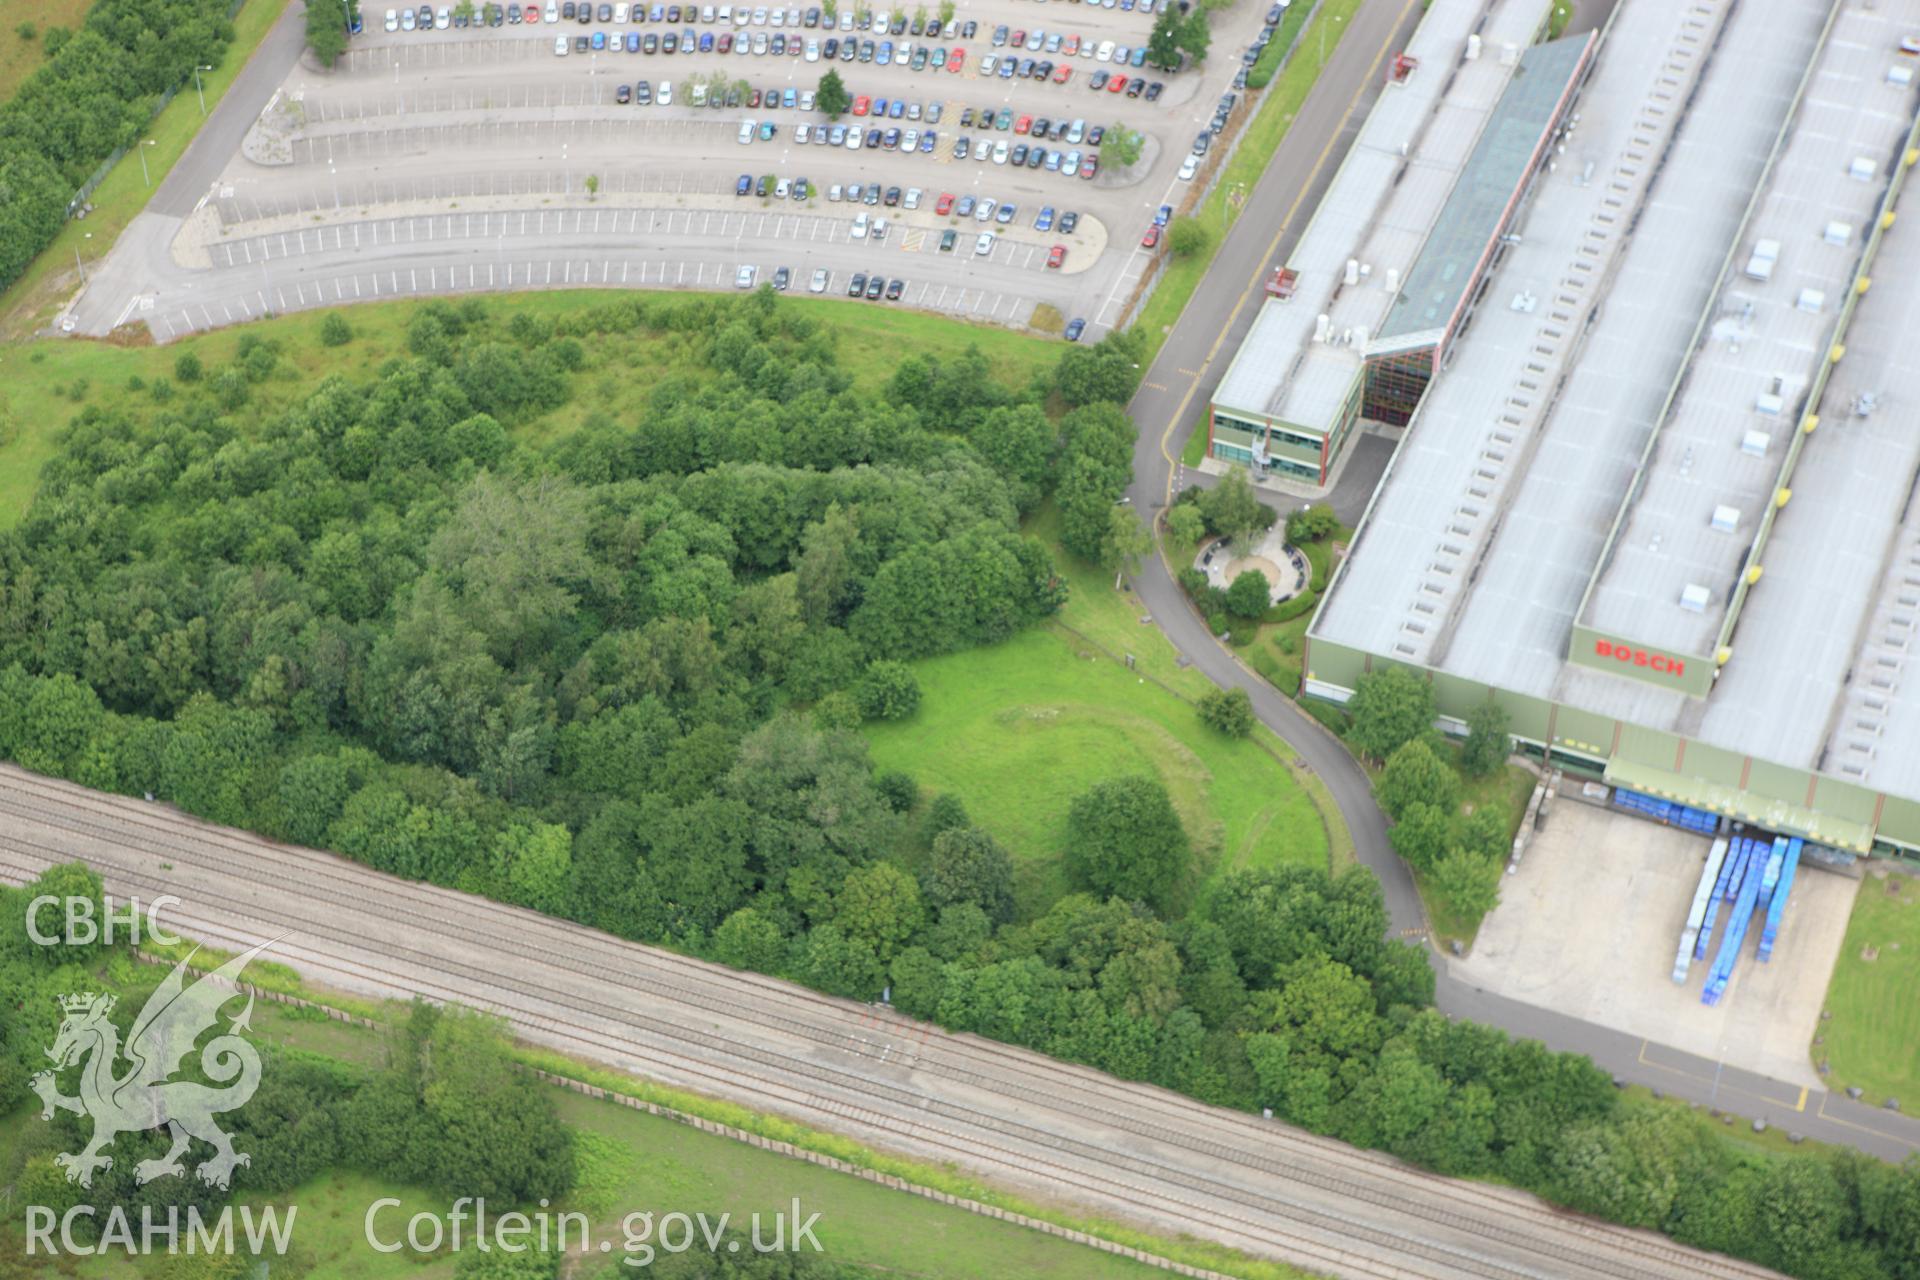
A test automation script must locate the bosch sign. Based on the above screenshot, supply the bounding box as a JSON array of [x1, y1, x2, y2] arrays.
[[1594, 639, 1685, 677]]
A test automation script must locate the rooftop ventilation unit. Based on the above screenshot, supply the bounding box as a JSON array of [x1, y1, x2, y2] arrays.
[[1744, 239, 1780, 281], [1741, 429, 1772, 457], [1313, 313, 1331, 342], [1711, 505, 1740, 533], [1797, 288, 1826, 314], [1680, 583, 1711, 613], [1892, 64, 1915, 87], [1823, 221, 1853, 245], [1849, 156, 1878, 182], [1466, 33, 1481, 61]]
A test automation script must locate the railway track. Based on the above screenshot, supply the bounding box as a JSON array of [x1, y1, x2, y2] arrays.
[[0, 765, 1783, 1280]]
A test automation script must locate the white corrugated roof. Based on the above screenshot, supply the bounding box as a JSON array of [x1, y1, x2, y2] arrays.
[[1210, 0, 1550, 428]]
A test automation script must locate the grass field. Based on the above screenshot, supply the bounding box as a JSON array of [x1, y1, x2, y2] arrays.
[[1133, 0, 1364, 355], [1818, 866, 1920, 1107], [864, 625, 1330, 916], [0, 0, 93, 103], [0, 290, 1056, 525]]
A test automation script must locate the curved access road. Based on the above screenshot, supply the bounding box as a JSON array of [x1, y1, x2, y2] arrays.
[[1118, 0, 1920, 1165]]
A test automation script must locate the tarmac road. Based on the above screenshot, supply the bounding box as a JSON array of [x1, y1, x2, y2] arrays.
[[1119, 0, 1920, 1164]]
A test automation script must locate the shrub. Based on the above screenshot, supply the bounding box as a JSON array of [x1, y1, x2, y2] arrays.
[[173, 352, 203, 383], [1271, 589, 1320, 624], [855, 660, 921, 721], [1198, 686, 1255, 738], [320, 313, 354, 347], [1286, 503, 1338, 544], [1225, 569, 1272, 619]]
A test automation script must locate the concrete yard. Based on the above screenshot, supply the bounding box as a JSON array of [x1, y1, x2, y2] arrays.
[[1453, 799, 1858, 1092]]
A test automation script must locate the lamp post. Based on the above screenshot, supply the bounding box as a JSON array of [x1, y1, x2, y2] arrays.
[[138, 138, 157, 187], [73, 231, 93, 284], [194, 64, 213, 115], [1320, 12, 1343, 65]]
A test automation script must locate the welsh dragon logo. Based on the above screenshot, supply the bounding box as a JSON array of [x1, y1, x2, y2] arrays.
[[30, 941, 276, 1191]]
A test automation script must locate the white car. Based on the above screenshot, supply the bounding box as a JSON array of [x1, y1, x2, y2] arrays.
[[805, 37, 819, 60], [738, 119, 756, 143], [658, 80, 672, 104], [992, 139, 1010, 165], [974, 231, 995, 256], [734, 5, 748, 21], [545, 0, 557, 18], [799, 89, 815, 110], [770, 5, 783, 23], [809, 267, 829, 293], [736, 265, 757, 288], [614, 2, 629, 18], [828, 183, 842, 200], [752, 31, 768, 52], [1096, 40, 1115, 62], [851, 211, 870, 238], [401, 7, 415, 28], [843, 128, 861, 150], [691, 82, 708, 105], [903, 187, 921, 210], [980, 53, 997, 75], [1178, 154, 1199, 181], [838, 8, 851, 28], [554, 34, 569, 53], [752, 5, 767, 21], [975, 197, 996, 222], [385, 7, 398, 29], [795, 123, 810, 142], [901, 128, 918, 151]]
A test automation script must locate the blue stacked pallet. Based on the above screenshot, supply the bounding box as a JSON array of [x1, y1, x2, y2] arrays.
[[1759, 838, 1803, 961], [1695, 838, 1748, 961], [1612, 789, 1720, 833], [1703, 854, 1766, 1006]]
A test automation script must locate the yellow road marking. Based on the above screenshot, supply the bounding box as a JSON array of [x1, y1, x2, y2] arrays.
[[1154, 0, 1420, 503]]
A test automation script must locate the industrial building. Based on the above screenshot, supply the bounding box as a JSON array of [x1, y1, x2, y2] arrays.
[[1305, 0, 1920, 855], [1207, 0, 1589, 484]]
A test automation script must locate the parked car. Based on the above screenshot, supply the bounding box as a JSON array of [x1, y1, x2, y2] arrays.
[[735, 264, 757, 288], [974, 231, 995, 255], [1047, 245, 1065, 269], [810, 267, 829, 293], [1064, 317, 1086, 341]]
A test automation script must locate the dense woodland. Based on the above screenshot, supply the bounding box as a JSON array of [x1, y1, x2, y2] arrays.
[[0, 294, 1916, 1279], [0, 0, 237, 290]]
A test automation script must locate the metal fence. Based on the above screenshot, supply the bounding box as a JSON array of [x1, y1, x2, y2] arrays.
[[66, 0, 250, 217]]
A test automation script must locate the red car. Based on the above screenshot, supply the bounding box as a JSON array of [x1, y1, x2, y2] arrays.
[[1107, 74, 1128, 94], [749, 89, 762, 107], [1081, 154, 1099, 180], [935, 191, 955, 215], [1010, 27, 1025, 46], [718, 31, 732, 51], [1014, 114, 1032, 135], [853, 94, 871, 116], [947, 47, 965, 71], [1141, 224, 1160, 249], [1047, 244, 1066, 269], [1053, 64, 1072, 84]]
